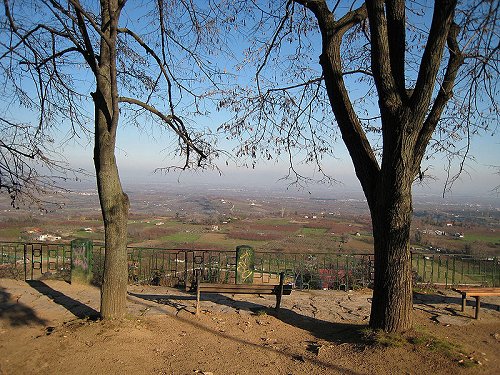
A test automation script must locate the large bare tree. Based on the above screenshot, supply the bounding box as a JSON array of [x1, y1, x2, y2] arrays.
[[221, 0, 498, 332], [1, 0, 224, 318]]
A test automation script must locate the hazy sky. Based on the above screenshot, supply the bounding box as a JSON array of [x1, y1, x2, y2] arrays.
[[58, 2, 500, 199], [62, 113, 500, 199], [3, 1, 499, 201]]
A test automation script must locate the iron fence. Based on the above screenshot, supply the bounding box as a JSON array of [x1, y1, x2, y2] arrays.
[[0, 242, 24, 279], [411, 252, 500, 287], [122, 249, 375, 290], [0, 241, 71, 281], [1, 241, 498, 289]]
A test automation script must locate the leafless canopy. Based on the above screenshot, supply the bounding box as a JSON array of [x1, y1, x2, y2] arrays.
[[1, 0, 231, 204], [0, 114, 70, 208], [219, 0, 499, 189]]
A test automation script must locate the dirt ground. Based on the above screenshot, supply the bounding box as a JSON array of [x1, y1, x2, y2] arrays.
[[1, 279, 499, 375]]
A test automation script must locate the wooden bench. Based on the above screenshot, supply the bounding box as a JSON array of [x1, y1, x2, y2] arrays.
[[195, 272, 292, 315], [452, 287, 500, 319]]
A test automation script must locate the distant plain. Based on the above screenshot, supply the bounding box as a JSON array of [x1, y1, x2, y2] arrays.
[[1, 184, 498, 256]]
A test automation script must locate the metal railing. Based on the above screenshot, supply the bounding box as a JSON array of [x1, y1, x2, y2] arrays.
[[411, 252, 499, 287], [0, 242, 71, 281], [1, 241, 498, 289]]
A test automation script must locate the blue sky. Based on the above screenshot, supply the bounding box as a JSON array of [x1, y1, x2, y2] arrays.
[[2, 1, 499, 200], [62, 107, 500, 199]]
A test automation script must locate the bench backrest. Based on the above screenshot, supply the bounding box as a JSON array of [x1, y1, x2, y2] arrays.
[[199, 283, 292, 295]]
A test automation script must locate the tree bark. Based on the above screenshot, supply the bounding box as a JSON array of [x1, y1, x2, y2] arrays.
[[93, 0, 129, 320], [94, 118, 129, 319], [296, 0, 461, 332], [369, 155, 414, 331]]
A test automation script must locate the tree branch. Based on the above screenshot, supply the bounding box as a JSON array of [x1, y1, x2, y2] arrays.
[[413, 22, 463, 176], [72, 0, 98, 72], [386, 0, 406, 95], [365, 0, 400, 107], [31, 47, 81, 69], [266, 77, 323, 93], [65, 0, 113, 47], [117, 27, 175, 112], [296, 0, 379, 203], [411, 0, 457, 110], [256, 0, 293, 94], [117, 96, 207, 165]]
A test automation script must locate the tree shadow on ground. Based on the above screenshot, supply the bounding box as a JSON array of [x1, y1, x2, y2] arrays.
[[0, 286, 47, 327], [127, 292, 196, 314], [131, 290, 367, 345], [26, 281, 99, 320], [413, 291, 499, 315], [130, 290, 366, 375], [269, 308, 366, 345]]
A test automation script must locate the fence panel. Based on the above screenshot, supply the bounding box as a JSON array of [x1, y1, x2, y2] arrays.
[[1, 242, 498, 289], [411, 253, 499, 287], [0, 242, 24, 279]]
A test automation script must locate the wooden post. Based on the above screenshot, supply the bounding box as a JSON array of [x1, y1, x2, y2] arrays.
[[275, 272, 285, 310], [195, 270, 201, 316]]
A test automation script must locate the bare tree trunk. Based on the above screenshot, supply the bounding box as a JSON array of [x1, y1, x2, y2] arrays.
[[94, 127, 129, 319], [94, 0, 128, 319], [369, 213, 413, 331], [368, 148, 414, 332]]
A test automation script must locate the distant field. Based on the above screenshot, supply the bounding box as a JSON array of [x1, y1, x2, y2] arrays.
[[0, 188, 498, 257], [301, 227, 328, 235], [0, 227, 22, 240], [159, 232, 200, 244], [461, 233, 500, 244]]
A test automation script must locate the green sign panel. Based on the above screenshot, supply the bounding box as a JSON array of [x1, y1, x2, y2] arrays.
[[236, 245, 255, 284]]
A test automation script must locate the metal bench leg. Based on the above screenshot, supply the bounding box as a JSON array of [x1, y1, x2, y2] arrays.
[[461, 294, 466, 312], [196, 271, 201, 316], [275, 272, 284, 310], [475, 296, 480, 319]]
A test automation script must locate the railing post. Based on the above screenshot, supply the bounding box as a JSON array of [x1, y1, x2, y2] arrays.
[[184, 250, 189, 291], [445, 257, 449, 288], [437, 255, 441, 283], [23, 243, 27, 281], [195, 269, 201, 316], [346, 255, 350, 291], [494, 257, 498, 287], [430, 255, 434, 284], [423, 256, 427, 282], [452, 256, 456, 285]]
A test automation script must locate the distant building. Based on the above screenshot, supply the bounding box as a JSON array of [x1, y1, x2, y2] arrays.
[[37, 234, 61, 242]]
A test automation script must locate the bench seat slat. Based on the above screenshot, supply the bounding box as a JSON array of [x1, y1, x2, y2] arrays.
[[199, 284, 292, 295], [200, 283, 281, 289], [459, 291, 500, 297], [195, 272, 291, 315], [453, 288, 500, 296], [453, 288, 500, 293], [453, 287, 500, 319]]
